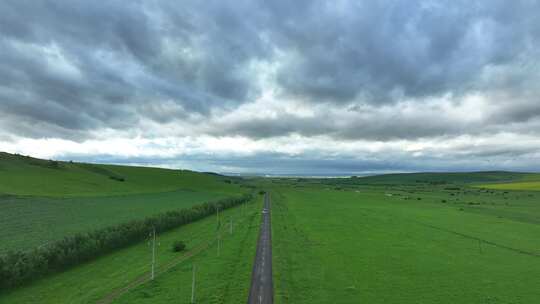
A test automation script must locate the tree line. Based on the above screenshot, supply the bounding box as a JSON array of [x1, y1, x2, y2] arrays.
[[0, 194, 252, 290]]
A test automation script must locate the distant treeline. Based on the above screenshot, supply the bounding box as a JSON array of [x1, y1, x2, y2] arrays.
[[0, 194, 252, 290]]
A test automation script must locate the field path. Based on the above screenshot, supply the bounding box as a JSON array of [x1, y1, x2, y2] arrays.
[[247, 193, 273, 304], [96, 240, 213, 304]]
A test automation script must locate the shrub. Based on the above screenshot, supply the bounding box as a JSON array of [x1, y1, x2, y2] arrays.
[[48, 160, 60, 169], [444, 187, 460, 191], [172, 241, 186, 252], [109, 176, 125, 182]]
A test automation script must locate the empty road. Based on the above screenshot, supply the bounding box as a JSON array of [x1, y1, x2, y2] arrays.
[[247, 192, 273, 304]]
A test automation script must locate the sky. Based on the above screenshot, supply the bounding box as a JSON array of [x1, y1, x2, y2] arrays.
[[1, 0, 540, 175]]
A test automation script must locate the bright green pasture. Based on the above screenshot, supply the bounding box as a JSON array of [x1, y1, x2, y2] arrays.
[[0, 196, 260, 304], [478, 181, 540, 191], [0, 190, 229, 252], [469, 172, 540, 190], [271, 185, 540, 303]]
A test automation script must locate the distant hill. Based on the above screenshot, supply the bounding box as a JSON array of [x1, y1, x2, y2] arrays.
[[0, 152, 243, 197], [311, 171, 539, 187], [353, 171, 533, 184]]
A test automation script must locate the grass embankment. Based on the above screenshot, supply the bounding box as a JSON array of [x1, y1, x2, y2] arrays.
[[271, 184, 540, 303], [0, 195, 261, 304]]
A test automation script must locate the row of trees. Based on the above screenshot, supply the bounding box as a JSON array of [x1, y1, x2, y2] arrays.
[[0, 194, 252, 290]]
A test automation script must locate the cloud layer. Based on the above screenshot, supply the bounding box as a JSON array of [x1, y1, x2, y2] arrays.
[[1, 0, 540, 174]]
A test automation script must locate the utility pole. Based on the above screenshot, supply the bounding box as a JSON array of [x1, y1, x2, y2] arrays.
[[191, 263, 196, 303], [478, 240, 483, 254], [151, 226, 156, 280], [217, 233, 221, 257]]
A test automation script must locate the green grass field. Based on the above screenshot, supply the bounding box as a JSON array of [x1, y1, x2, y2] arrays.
[[271, 184, 540, 303], [473, 172, 540, 191], [0, 195, 261, 304], [2, 151, 540, 303], [113, 199, 260, 304], [319, 171, 532, 185], [0, 190, 228, 252], [0, 152, 243, 197], [478, 181, 540, 191], [0, 152, 247, 253]]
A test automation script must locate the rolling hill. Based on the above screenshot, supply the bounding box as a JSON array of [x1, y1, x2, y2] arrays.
[[0, 152, 248, 252], [0, 152, 243, 197]]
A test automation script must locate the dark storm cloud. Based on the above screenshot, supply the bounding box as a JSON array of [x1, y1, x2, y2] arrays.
[[269, 0, 540, 104], [1, 0, 540, 142], [208, 105, 475, 141], [0, 0, 271, 138]]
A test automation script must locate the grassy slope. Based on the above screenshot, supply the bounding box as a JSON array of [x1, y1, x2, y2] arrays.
[[0, 197, 260, 304], [0, 152, 242, 197], [272, 185, 540, 303], [0, 152, 247, 252]]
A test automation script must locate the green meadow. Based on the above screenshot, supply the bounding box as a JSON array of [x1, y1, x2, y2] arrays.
[[271, 182, 540, 303], [113, 198, 260, 304], [1, 152, 539, 304], [0, 195, 260, 304], [0, 190, 227, 252], [0, 153, 247, 253], [0, 152, 243, 197], [478, 181, 540, 191]]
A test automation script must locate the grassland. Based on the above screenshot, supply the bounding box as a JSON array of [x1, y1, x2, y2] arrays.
[[270, 182, 540, 303], [0, 195, 261, 304], [296, 171, 539, 187], [480, 181, 540, 191], [3, 151, 539, 303], [0, 190, 227, 252], [0, 152, 243, 197], [0, 152, 247, 253], [478, 181, 540, 191], [467, 172, 540, 191]]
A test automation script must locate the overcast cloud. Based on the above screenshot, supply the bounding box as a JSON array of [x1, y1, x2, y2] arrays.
[[1, 0, 540, 174]]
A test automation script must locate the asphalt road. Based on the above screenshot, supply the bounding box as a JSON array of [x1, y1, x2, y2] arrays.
[[247, 193, 273, 304]]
